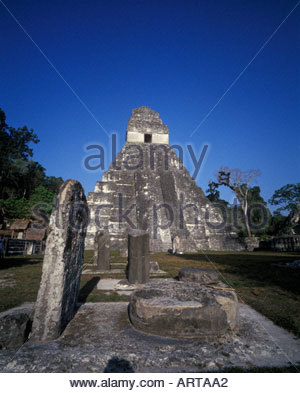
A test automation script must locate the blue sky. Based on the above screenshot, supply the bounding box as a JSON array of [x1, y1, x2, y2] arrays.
[[0, 0, 299, 208]]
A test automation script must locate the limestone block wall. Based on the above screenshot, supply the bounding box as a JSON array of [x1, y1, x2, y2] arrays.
[[152, 133, 169, 144], [126, 132, 169, 144], [126, 132, 144, 143], [259, 236, 300, 252]]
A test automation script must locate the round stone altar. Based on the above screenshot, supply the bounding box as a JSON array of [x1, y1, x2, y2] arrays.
[[129, 279, 239, 339]]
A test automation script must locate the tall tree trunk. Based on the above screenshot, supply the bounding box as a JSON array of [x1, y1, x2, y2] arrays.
[[237, 192, 251, 237], [242, 202, 251, 237]]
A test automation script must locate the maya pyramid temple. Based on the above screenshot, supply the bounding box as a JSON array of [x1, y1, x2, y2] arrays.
[[85, 106, 245, 253]]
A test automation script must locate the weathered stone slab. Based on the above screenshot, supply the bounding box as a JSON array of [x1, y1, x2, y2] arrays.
[[0, 303, 33, 349], [127, 230, 150, 284], [178, 267, 218, 284], [82, 268, 124, 275], [31, 179, 88, 341], [129, 279, 239, 339], [94, 230, 110, 271], [115, 279, 137, 290], [96, 279, 138, 293], [96, 279, 121, 291]]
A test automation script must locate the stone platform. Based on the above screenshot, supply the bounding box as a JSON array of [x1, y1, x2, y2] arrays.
[[82, 261, 167, 277], [82, 269, 167, 276], [1, 301, 300, 372]]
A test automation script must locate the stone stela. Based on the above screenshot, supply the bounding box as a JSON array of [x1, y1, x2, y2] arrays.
[[31, 179, 88, 341], [94, 230, 110, 271], [127, 229, 150, 284]]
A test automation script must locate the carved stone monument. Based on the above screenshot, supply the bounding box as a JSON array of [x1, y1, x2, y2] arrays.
[[94, 230, 110, 271], [127, 229, 150, 284], [31, 180, 88, 341]]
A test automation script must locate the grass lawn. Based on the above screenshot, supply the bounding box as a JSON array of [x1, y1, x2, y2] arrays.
[[0, 250, 300, 338]]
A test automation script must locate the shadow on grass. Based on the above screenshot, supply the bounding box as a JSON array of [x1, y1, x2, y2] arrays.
[[78, 277, 100, 303], [176, 251, 300, 294], [0, 256, 42, 270]]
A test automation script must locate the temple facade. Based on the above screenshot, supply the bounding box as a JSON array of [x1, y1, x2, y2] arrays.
[[126, 106, 169, 144], [85, 106, 245, 252]]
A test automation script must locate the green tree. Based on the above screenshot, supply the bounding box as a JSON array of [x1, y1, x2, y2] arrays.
[[269, 183, 300, 215], [266, 213, 287, 236], [206, 181, 221, 203], [0, 109, 63, 220], [11, 159, 46, 199], [0, 108, 40, 199], [246, 186, 271, 236], [29, 185, 56, 217], [206, 181, 229, 211], [0, 197, 30, 219], [43, 176, 64, 194]]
